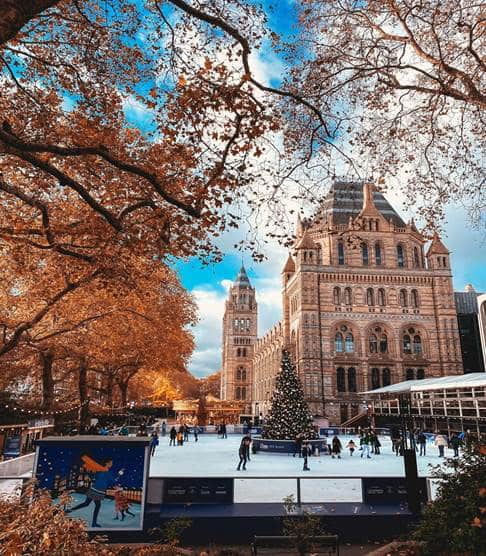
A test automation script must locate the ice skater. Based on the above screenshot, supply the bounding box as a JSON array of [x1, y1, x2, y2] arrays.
[[150, 431, 159, 456], [114, 486, 135, 521], [293, 433, 303, 458], [331, 435, 342, 459], [434, 433, 447, 457], [66, 455, 119, 528], [169, 426, 177, 446], [346, 439, 356, 456], [301, 441, 312, 470], [360, 431, 372, 459], [417, 430, 427, 456], [236, 437, 250, 470]]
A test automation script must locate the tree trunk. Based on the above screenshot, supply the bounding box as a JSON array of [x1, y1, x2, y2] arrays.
[[118, 380, 128, 408], [78, 358, 90, 432], [40, 349, 55, 410], [106, 369, 114, 408], [0, 1, 61, 46]]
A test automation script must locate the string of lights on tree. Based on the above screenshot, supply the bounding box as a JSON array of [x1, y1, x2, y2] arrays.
[[262, 349, 318, 440], [0, 399, 89, 416]]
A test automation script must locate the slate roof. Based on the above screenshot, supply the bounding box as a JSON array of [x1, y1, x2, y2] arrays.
[[313, 181, 406, 228]]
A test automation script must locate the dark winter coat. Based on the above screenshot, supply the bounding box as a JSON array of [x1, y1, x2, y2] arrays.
[[331, 437, 342, 454], [169, 427, 177, 439], [417, 432, 427, 444]]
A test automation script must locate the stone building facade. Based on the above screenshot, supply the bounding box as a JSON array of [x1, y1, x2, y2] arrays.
[[220, 265, 257, 414], [222, 181, 463, 424]]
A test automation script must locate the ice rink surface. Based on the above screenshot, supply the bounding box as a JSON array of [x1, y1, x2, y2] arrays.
[[149, 433, 450, 478]]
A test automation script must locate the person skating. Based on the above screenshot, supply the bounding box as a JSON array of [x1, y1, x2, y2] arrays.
[[177, 427, 184, 446], [450, 433, 461, 458], [293, 432, 303, 458], [360, 430, 372, 459], [161, 421, 167, 437], [301, 441, 312, 470], [371, 431, 381, 455], [390, 426, 401, 455], [331, 435, 342, 459], [194, 426, 199, 442], [221, 422, 227, 439], [346, 439, 356, 456], [244, 434, 252, 461], [417, 431, 427, 456], [183, 424, 189, 442], [149, 432, 159, 456], [434, 433, 447, 457], [66, 456, 117, 528], [236, 437, 250, 470], [169, 426, 177, 446]]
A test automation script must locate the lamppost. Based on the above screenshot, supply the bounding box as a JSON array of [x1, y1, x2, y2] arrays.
[[398, 392, 422, 514]]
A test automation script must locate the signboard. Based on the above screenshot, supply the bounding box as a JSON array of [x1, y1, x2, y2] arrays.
[[362, 477, 427, 504], [3, 436, 22, 458], [163, 478, 233, 504], [253, 438, 328, 454], [28, 418, 54, 429], [34, 437, 150, 531], [320, 428, 340, 437]]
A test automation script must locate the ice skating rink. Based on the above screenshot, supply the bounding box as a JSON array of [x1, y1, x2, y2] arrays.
[[149, 434, 447, 503], [149, 433, 448, 478]]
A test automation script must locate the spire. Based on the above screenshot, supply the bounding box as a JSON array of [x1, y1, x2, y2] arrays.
[[296, 214, 304, 237], [295, 228, 316, 249], [282, 254, 295, 273], [233, 264, 251, 287], [427, 232, 449, 255], [358, 181, 381, 218]]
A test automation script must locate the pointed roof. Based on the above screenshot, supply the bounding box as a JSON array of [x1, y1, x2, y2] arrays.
[[358, 182, 382, 219], [282, 254, 295, 273], [313, 180, 406, 228], [295, 228, 316, 249], [233, 264, 251, 287], [427, 233, 449, 255]]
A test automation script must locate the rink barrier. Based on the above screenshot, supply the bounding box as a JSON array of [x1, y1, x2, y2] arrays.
[[147, 475, 432, 507]]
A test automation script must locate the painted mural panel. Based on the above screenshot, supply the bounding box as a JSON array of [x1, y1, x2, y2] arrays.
[[35, 437, 149, 531]]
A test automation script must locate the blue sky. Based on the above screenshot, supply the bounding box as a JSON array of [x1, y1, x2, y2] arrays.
[[124, 1, 486, 378]]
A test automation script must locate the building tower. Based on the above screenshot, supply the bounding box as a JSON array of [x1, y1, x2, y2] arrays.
[[220, 265, 258, 412]]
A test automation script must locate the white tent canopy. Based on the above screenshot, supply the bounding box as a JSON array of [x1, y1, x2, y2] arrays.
[[361, 372, 486, 396]]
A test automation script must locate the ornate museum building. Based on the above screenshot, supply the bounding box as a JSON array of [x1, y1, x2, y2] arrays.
[[220, 180, 463, 424]]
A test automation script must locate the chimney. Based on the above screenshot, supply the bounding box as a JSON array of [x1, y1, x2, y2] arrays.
[[362, 182, 375, 212]]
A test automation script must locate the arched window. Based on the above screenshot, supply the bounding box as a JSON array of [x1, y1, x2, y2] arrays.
[[382, 368, 391, 386], [237, 348, 241, 357], [338, 242, 345, 265], [375, 334, 386, 353], [333, 287, 341, 305], [403, 334, 412, 354], [397, 244, 405, 267], [417, 368, 425, 380], [399, 289, 408, 307], [348, 368, 357, 392], [413, 335, 422, 354], [241, 387, 246, 400], [375, 243, 382, 265], [236, 368, 242, 381], [336, 368, 346, 392], [362, 243, 369, 265], [406, 368, 414, 381], [369, 334, 378, 353], [413, 247, 420, 268], [243, 348, 247, 357], [345, 333, 354, 352], [367, 288, 375, 306], [242, 369, 247, 381], [371, 368, 380, 389], [235, 386, 241, 400], [335, 333, 344, 352], [377, 288, 386, 306], [411, 289, 419, 308], [344, 287, 352, 305]]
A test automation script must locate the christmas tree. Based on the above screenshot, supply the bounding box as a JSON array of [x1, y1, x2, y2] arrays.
[[262, 349, 318, 440]]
